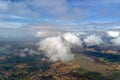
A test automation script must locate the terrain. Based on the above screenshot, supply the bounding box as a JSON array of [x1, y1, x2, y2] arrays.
[[0, 39, 120, 80]]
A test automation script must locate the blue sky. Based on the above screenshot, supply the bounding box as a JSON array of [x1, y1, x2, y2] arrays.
[[0, 0, 120, 30]]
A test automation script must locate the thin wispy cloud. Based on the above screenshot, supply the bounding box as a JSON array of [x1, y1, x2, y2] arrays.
[[0, 0, 120, 29]]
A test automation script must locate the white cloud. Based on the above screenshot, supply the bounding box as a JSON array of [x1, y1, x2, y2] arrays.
[[106, 31, 120, 38], [37, 32, 82, 62], [0, 0, 87, 20], [0, 0, 39, 17], [62, 33, 82, 46], [28, 0, 68, 15], [0, 0, 119, 27], [36, 31, 62, 37], [111, 37, 120, 46], [83, 35, 103, 46]]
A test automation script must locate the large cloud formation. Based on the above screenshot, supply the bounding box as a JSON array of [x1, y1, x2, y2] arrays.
[[37, 32, 82, 62]]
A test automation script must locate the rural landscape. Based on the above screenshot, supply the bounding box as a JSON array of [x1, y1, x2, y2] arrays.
[[0, 0, 120, 80]]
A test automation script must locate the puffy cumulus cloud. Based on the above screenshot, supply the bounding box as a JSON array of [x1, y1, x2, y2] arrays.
[[62, 33, 82, 46], [38, 36, 73, 62], [108, 31, 120, 46], [111, 37, 120, 46], [37, 32, 82, 62], [83, 35, 103, 46], [106, 31, 120, 38]]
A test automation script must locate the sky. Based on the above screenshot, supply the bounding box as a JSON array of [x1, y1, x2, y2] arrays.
[[0, 0, 120, 30]]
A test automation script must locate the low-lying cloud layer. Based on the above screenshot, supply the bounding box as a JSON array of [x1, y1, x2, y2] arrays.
[[35, 30, 120, 62]]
